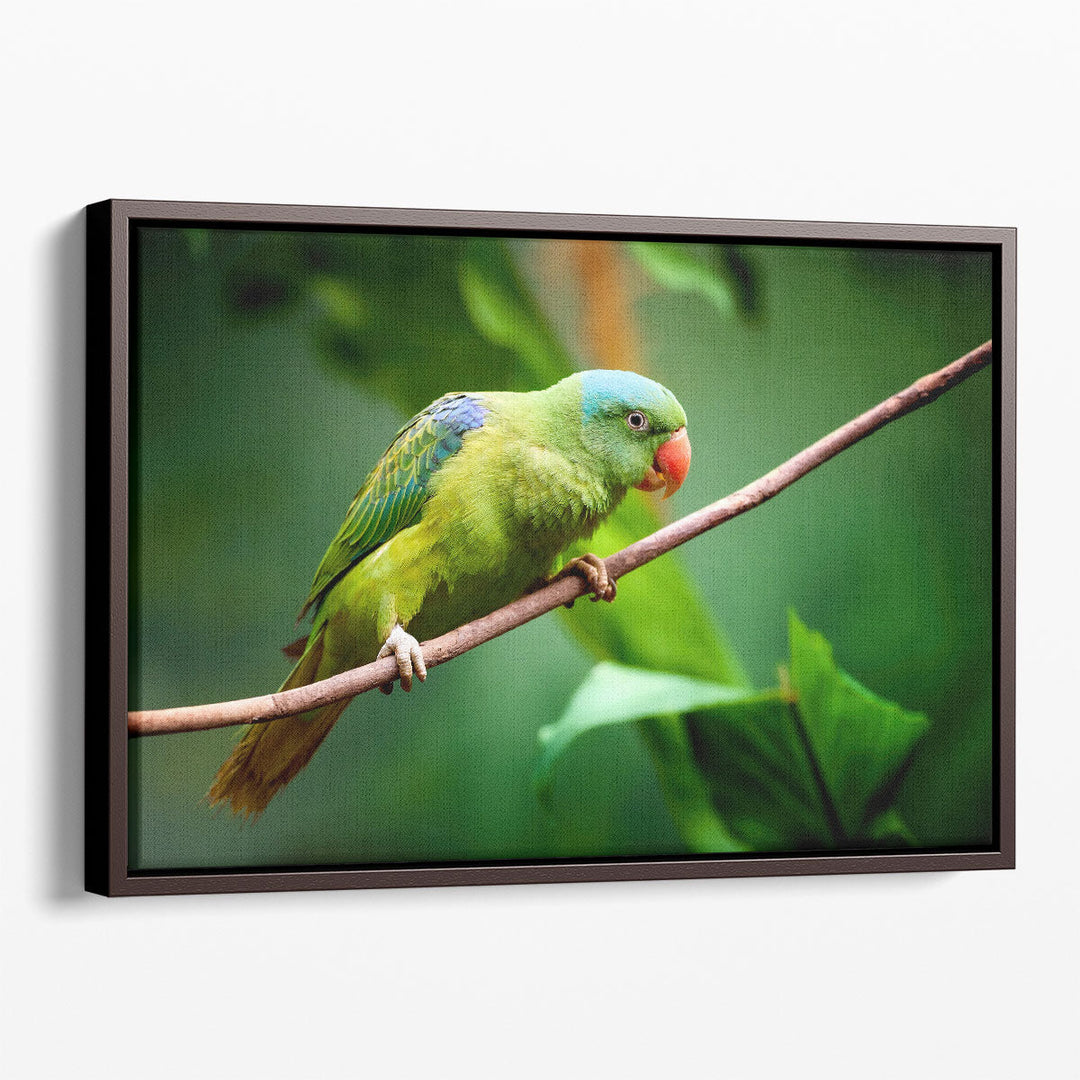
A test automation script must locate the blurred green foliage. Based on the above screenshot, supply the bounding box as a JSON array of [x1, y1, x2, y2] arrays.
[[128, 225, 993, 870]]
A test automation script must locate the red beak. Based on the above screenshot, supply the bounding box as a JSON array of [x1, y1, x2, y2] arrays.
[[634, 426, 691, 499]]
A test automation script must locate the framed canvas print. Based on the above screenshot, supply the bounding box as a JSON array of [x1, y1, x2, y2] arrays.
[[86, 200, 1015, 896]]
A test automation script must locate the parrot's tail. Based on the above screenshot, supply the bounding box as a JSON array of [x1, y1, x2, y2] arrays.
[[207, 628, 350, 820]]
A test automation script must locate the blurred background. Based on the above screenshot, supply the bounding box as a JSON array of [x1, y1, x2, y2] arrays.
[[128, 226, 993, 871]]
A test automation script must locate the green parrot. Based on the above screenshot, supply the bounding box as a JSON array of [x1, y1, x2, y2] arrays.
[[209, 368, 691, 818]]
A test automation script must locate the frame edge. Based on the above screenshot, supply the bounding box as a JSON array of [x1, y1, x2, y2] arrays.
[[86, 199, 132, 897], [997, 227, 1017, 869], [85, 200, 111, 895]]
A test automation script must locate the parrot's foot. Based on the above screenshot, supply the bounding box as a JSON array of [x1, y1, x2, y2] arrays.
[[556, 553, 617, 606], [376, 624, 427, 694]]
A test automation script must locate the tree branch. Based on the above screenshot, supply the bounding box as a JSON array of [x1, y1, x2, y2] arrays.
[[128, 340, 993, 737]]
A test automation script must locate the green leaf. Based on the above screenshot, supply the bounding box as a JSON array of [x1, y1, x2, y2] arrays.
[[638, 716, 749, 854], [629, 241, 735, 314], [308, 276, 369, 330], [786, 611, 930, 841], [457, 240, 572, 389], [687, 695, 837, 850], [536, 661, 763, 796], [543, 616, 932, 853], [535, 662, 776, 852], [866, 809, 919, 849]]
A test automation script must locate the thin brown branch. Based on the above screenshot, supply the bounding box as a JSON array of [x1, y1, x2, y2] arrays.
[[128, 341, 993, 737]]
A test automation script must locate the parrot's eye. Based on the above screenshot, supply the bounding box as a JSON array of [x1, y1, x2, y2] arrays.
[[626, 411, 649, 432]]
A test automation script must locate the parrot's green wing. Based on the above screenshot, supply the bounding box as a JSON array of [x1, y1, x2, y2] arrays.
[[300, 393, 489, 618]]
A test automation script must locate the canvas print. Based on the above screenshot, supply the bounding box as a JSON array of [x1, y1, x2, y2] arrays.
[[124, 223, 997, 874]]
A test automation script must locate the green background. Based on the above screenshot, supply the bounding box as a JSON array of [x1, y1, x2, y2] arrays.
[[128, 228, 993, 870]]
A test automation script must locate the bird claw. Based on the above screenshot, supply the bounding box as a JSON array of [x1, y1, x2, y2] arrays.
[[556, 553, 617, 606], [376, 624, 427, 693]]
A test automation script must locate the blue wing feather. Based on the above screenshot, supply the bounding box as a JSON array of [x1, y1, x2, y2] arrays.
[[300, 393, 488, 618]]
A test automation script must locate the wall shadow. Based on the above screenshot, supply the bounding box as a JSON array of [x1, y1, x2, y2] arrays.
[[44, 211, 88, 900]]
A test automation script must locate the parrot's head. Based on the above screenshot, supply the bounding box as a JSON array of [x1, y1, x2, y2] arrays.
[[571, 369, 691, 499]]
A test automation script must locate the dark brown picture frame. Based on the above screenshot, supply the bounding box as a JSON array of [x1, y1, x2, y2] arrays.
[[86, 199, 1015, 896]]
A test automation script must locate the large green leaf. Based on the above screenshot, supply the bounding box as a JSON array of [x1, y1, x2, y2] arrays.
[[687, 695, 836, 850], [535, 661, 767, 799], [534, 662, 765, 853], [786, 611, 930, 841], [540, 615, 929, 852], [535, 659, 827, 852]]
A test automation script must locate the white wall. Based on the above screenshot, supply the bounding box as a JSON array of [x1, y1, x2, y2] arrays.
[[3, 3, 1075, 1077]]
